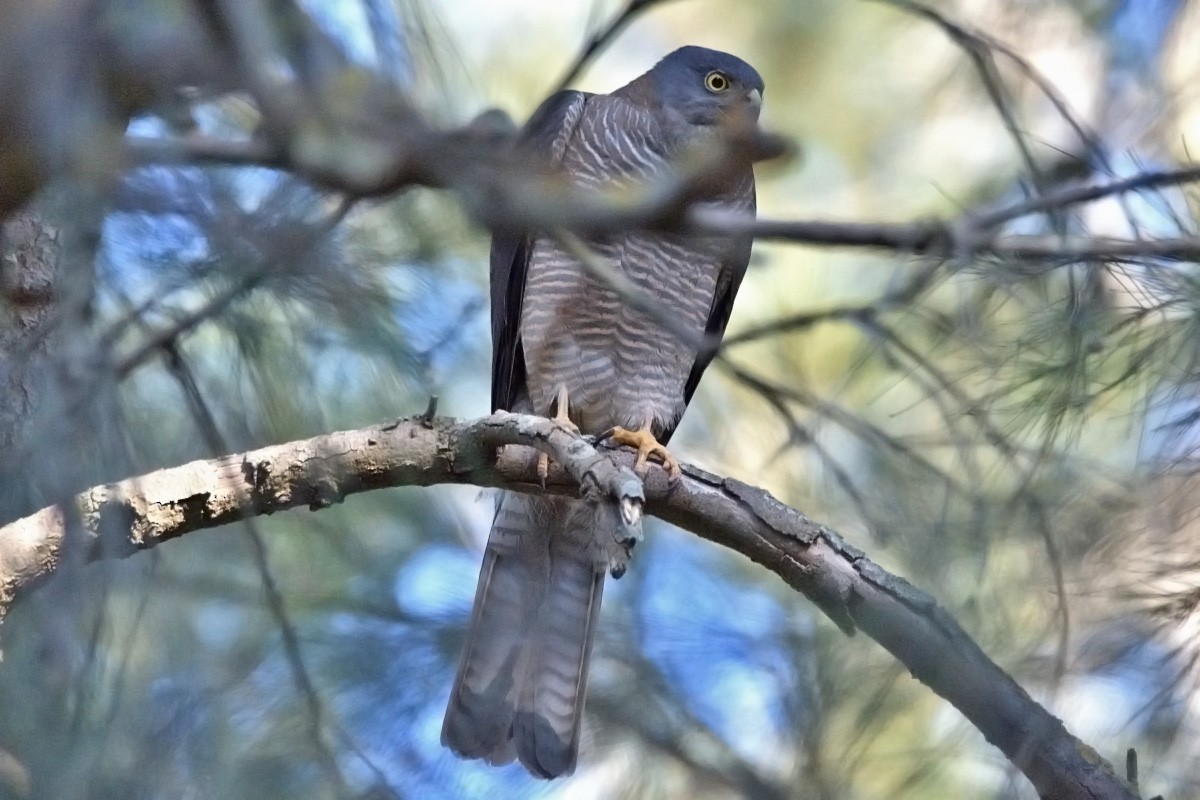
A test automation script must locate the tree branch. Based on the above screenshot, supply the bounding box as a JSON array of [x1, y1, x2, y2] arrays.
[[126, 125, 1200, 267], [0, 412, 1138, 800], [690, 199, 1200, 264]]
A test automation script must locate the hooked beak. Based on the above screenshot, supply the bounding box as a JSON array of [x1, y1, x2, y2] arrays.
[[746, 88, 762, 109]]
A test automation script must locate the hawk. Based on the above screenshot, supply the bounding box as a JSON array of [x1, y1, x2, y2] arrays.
[[442, 45, 763, 778]]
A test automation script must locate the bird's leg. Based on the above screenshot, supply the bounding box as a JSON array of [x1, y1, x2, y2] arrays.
[[538, 385, 579, 484], [600, 416, 681, 482]]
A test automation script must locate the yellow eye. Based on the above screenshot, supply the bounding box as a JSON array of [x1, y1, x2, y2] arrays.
[[704, 71, 730, 92]]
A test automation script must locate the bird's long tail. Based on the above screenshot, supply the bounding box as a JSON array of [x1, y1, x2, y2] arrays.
[[441, 492, 605, 778]]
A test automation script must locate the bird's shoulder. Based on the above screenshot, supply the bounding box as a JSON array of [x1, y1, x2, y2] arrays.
[[584, 91, 661, 128], [532, 87, 662, 145], [517, 90, 593, 163]]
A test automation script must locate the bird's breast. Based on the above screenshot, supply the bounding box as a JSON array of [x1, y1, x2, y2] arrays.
[[520, 232, 721, 434], [518, 94, 749, 434]]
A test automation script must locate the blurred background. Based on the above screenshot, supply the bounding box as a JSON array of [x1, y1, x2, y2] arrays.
[[1, 0, 1199, 797]]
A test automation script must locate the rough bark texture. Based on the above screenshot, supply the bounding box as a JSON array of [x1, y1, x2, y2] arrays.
[[0, 210, 58, 451], [0, 209, 66, 527], [0, 411, 1140, 800]]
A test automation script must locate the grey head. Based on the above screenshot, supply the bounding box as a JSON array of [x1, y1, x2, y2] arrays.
[[618, 45, 764, 129]]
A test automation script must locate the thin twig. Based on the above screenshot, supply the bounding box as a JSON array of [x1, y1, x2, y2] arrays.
[[112, 198, 353, 378], [550, 0, 679, 94], [163, 341, 363, 798], [552, 229, 703, 351]]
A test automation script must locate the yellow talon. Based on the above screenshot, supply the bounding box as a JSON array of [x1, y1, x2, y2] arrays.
[[603, 422, 681, 482]]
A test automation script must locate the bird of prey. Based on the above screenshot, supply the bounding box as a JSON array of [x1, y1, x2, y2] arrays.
[[442, 45, 763, 779]]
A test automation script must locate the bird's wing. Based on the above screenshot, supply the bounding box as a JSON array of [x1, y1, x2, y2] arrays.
[[490, 90, 591, 413], [661, 175, 756, 445]]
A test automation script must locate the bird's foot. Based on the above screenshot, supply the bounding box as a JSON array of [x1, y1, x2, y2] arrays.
[[537, 391, 580, 485], [599, 424, 681, 482]]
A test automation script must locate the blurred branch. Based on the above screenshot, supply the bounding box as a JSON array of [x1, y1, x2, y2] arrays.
[[883, 0, 1159, 239], [971, 165, 1200, 229], [554, 229, 705, 350], [550, 0, 679, 93], [109, 198, 353, 379], [123, 123, 1200, 266], [589, 683, 790, 800], [202, 0, 308, 138], [8, 0, 1198, 271], [3, 0, 1197, 278], [690, 201, 1200, 264], [162, 341, 371, 796], [125, 121, 789, 226], [885, 0, 1058, 200], [122, 113, 1200, 274], [886, 0, 1110, 172], [122, 134, 283, 169], [0, 412, 1140, 800]]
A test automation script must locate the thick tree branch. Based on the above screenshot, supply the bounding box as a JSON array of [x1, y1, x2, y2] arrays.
[[0, 412, 1138, 800]]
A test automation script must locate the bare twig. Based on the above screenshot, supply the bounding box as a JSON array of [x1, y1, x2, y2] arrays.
[[550, 0, 679, 94], [883, 0, 1158, 239], [111, 198, 353, 378], [552, 229, 704, 350], [162, 341, 367, 798], [691, 206, 1200, 264], [971, 166, 1200, 230], [886, 0, 1052, 196]]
